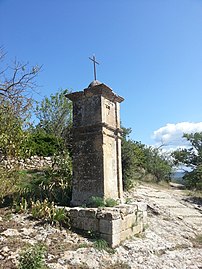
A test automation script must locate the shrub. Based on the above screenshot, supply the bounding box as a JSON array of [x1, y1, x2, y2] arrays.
[[18, 243, 47, 269], [183, 165, 202, 190], [93, 239, 108, 250], [31, 199, 70, 227], [21, 130, 64, 157], [93, 239, 115, 253], [15, 151, 72, 206], [88, 196, 105, 207], [0, 166, 21, 206], [88, 196, 118, 208], [105, 198, 119, 207]]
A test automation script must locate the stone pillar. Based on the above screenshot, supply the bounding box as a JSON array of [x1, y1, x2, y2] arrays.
[[66, 80, 124, 206]]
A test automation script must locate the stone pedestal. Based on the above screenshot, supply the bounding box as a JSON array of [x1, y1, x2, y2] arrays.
[[66, 81, 124, 206], [64, 203, 147, 248]]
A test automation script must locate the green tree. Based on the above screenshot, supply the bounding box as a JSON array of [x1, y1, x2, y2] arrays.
[[172, 132, 202, 189], [0, 49, 41, 158], [121, 127, 146, 190], [121, 127, 172, 189], [35, 89, 72, 136], [35, 89, 72, 153], [143, 146, 172, 182], [0, 102, 25, 158], [21, 129, 64, 157]]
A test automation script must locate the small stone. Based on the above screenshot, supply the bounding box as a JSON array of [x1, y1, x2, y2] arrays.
[[2, 246, 10, 253], [58, 258, 66, 265], [20, 227, 34, 236], [1, 229, 20, 237]]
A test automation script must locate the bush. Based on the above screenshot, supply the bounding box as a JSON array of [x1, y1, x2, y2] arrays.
[[0, 166, 21, 206], [88, 196, 118, 208], [88, 196, 105, 207], [94, 239, 108, 250], [105, 198, 119, 207], [121, 127, 172, 189], [18, 244, 47, 269], [21, 130, 64, 157], [15, 151, 72, 206], [121, 128, 146, 190], [31, 199, 70, 227], [172, 132, 202, 190], [184, 165, 202, 190]]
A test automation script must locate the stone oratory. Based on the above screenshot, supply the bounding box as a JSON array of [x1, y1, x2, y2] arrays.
[[65, 59, 146, 247], [66, 79, 124, 206]]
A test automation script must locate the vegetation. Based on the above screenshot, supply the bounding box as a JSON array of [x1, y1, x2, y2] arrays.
[[21, 130, 64, 157], [93, 238, 115, 253], [0, 51, 73, 228], [172, 132, 202, 190], [31, 200, 70, 227], [14, 153, 72, 206], [18, 244, 47, 269], [35, 89, 72, 153], [121, 127, 172, 190], [0, 48, 41, 159], [88, 196, 119, 207], [93, 239, 109, 250]]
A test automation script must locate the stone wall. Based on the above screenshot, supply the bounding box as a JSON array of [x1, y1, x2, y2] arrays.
[[65, 202, 147, 248], [0, 156, 52, 170]]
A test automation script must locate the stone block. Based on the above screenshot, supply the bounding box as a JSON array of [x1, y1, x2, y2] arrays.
[[83, 218, 99, 232], [121, 214, 137, 231], [99, 219, 112, 234], [71, 217, 84, 230], [119, 204, 137, 215], [96, 208, 120, 220], [99, 218, 122, 235], [120, 228, 133, 241], [120, 223, 143, 241], [64, 202, 147, 248], [131, 223, 144, 235], [67, 208, 79, 218], [78, 209, 86, 217], [136, 202, 147, 212], [85, 209, 97, 218], [101, 232, 121, 248]]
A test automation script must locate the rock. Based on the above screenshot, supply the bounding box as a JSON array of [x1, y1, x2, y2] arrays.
[[20, 227, 34, 236], [2, 246, 10, 253], [1, 229, 20, 237]]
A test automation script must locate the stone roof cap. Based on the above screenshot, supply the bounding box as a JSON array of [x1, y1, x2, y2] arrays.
[[88, 80, 102, 88], [66, 81, 124, 103]]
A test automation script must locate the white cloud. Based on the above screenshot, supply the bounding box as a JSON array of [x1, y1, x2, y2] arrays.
[[152, 122, 202, 150]]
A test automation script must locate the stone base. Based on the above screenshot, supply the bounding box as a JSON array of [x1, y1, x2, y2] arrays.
[[64, 203, 147, 248]]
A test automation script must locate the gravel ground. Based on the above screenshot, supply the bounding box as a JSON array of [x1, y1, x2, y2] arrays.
[[0, 183, 201, 269]]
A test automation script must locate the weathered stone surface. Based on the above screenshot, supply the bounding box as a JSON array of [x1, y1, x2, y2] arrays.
[[66, 82, 124, 206], [1, 229, 20, 237], [1, 184, 202, 268], [64, 203, 147, 247]]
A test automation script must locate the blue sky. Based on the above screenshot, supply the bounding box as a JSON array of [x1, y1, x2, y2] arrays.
[[1, 0, 202, 148]]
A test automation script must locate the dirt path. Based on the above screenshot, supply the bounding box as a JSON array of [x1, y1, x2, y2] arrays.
[[131, 183, 202, 233]]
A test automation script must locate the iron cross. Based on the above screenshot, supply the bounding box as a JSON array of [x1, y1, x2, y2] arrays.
[[89, 55, 99, 81]]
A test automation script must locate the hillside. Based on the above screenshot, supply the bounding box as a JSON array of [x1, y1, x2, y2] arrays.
[[0, 183, 202, 269]]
